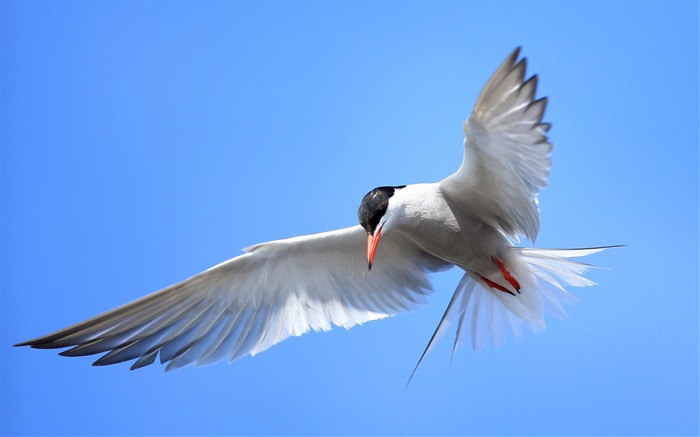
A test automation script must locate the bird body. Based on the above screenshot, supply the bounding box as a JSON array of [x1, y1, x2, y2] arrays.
[[16, 48, 616, 378], [376, 182, 511, 279]]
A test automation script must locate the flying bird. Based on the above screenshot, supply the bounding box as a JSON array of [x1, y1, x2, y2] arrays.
[[16, 48, 615, 379]]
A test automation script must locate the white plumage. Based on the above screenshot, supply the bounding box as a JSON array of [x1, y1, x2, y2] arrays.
[[17, 48, 615, 378]]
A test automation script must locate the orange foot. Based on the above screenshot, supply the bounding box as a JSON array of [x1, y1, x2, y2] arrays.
[[480, 276, 516, 296], [494, 258, 521, 292], [480, 258, 521, 296]]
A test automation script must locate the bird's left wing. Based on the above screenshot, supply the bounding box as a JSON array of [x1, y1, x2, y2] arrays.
[[16, 226, 449, 371], [440, 47, 552, 242]]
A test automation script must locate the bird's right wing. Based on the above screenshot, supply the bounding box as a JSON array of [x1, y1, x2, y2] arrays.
[[16, 226, 449, 371]]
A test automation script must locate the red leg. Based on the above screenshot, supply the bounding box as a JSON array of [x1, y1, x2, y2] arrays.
[[480, 275, 516, 296], [494, 258, 521, 293]]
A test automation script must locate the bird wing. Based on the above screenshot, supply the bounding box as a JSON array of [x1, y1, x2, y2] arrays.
[[17, 225, 449, 371], [440, 47, 552, 242]]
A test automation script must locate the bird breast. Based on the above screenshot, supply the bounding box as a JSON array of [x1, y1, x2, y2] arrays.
[[390, 183, 512, 275]]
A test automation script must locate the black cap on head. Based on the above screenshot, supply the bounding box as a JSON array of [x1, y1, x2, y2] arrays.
[[357, 185, 405, 235]]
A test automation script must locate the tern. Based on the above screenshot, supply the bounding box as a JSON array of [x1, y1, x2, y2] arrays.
[[16, 48, 615, 379]]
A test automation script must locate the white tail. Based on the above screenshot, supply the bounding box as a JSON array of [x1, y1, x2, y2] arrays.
[[407, 246, 617, 386]]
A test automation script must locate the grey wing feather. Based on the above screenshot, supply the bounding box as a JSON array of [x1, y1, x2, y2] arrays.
[[16, 226, 449, 370], [441, 47, 552, 242]]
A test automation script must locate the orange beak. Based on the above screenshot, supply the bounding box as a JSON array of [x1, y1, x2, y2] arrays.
[[366, 227, 382, 271]]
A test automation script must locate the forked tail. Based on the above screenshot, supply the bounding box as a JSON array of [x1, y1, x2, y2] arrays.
[[407, 246, 620, 386]]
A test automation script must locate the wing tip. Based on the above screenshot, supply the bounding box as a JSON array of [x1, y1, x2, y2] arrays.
[[509, 46, 522, 63], [14, 337, 65, 349]]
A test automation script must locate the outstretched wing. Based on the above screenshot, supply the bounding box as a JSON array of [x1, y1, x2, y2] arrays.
[[440, 47, 552, 242], [16, 226, 449, 371]]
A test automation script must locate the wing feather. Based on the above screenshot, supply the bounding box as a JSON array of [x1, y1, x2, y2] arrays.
[[440, 47, 552, 242], [16, 225, 449, 370]]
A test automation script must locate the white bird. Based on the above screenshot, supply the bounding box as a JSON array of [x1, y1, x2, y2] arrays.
[[16, 48, 615, 379]]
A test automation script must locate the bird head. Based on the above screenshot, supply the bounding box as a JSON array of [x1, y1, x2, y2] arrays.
[[357, 185, 405, 271]]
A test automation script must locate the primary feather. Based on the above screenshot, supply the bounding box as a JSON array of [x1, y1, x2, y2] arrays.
[[441, 47, 552, 242], [18, 227, 448, 371]]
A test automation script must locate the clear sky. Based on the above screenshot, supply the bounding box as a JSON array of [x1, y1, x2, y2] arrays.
[[2, 1, 698, 436]]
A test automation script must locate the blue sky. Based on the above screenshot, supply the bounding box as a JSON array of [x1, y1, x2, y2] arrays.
[[2, 1, 698, 436]]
